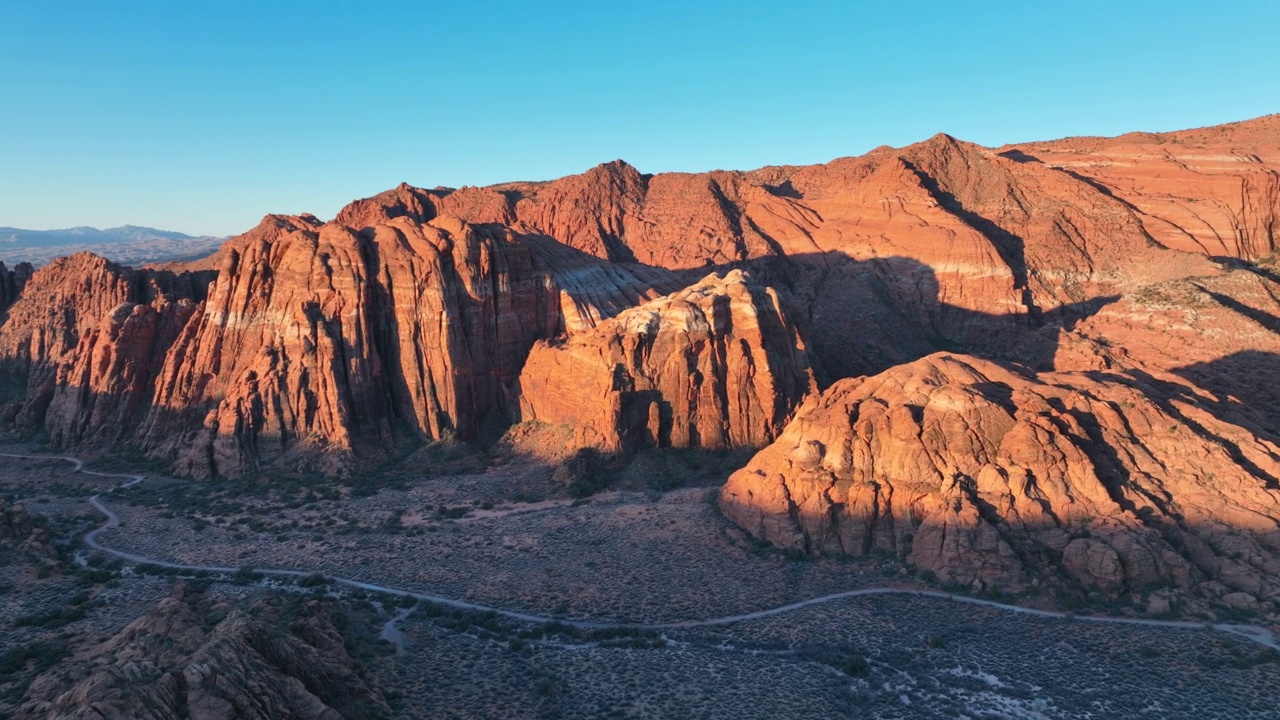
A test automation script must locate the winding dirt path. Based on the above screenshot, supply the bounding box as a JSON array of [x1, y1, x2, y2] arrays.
[[6, 452, 1279, 652]]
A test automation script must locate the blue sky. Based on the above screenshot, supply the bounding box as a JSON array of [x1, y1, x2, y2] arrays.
[[1, 1, 1276, 236]]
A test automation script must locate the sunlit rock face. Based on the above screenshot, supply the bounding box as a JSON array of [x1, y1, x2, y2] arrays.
[[1, 114, 1280, 487], [517, 269, 817, 452], [0, 212, 682, 477], [722, 353, 1280, 606]]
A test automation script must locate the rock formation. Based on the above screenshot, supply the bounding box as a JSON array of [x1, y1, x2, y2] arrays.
[[0, 261, 33, 313], [16, 585, 390, 720], [721, 353, 1280, 608], [517, 269, 816, 451], [0, 213, 685, 477], [1009, 114, 1280, 260], [1, 113, 1279, 491], [131, 213, 685, 478], [0, 253, 212, 443], [0, 500, 56, 564]]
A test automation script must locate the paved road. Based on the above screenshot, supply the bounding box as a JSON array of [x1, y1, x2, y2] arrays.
[[6, 452, 1279, 652]]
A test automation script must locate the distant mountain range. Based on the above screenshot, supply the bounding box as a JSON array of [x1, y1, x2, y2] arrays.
[[0, 225, 225, 267]]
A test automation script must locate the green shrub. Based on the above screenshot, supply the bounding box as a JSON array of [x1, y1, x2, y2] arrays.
[[553, 448, 609, 498], [298, 573, 330, 588], [843, 655, 871, 677]]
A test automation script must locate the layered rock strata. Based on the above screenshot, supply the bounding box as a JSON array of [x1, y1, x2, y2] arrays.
[[17, 586, 389, 720], [0, 253, 212, 444], [721, 353, 1280, 607], [518, 269, 816, 451], [2, 115, 1280, 483], [0, 214, 688, 477]]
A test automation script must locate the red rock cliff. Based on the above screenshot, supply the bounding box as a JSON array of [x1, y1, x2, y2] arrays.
[[721, 354, 1280, 610], [4, 114, 1280, 489], [518, 269, 816, 452]]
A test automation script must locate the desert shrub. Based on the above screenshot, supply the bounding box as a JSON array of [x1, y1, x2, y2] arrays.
[[843, 655, 871, 677], [436, 506, 469, 519], [0, 640, 68, 677], [14, 605, 87, 628], [553, 448, 608, 498], [232, 566, 262, 584], [298, 573, 330, 588]]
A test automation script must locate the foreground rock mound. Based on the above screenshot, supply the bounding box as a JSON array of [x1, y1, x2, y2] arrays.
[[0, 500, 57, 564], [722, 354, 1280, 610], [17, 585, 389, 720], [517, 269, 815, 451]]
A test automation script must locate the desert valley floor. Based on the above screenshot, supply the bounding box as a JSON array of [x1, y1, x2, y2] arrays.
[[3, 447, 1277, 720]]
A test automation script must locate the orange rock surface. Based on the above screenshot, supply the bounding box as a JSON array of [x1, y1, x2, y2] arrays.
[[1010, 114, 1280, 259], [2, 113, 1279, 501], [517, 269, 816, 452], [134, 213, 685, 477], [721, 354, 1280, 605], [0, 253, 211, 441]]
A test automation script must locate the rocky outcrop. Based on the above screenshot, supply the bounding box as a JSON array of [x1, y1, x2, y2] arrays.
[[0, 253, 213, 440], [132, 214, 677, 478], [4, 115, 1280, 481], [1011, 113, 1280, 260], [517, 269, 816, 451], [17, 585, 389, 720], [0, 205, 688, 477], [0, 500, 56, 563], [0, 261, 33, 313], [481, 131, 1217, 380], [721, 354, 1280, 608]]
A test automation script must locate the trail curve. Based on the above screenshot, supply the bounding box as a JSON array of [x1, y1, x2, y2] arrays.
[[6, 452, 1278, 652]]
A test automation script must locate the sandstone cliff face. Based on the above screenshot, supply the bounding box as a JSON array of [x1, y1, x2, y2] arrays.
[[721, 354, 1280, 608], [0, 253, 213, 440], [17, 586, 389, 720], [518, 269, 816, 452], [481, 131, 1217, 380], [4, 115, 1280, 486], [0, 261, 33, 313], [1012, 114, 1280, 260], [132, 213, 681, 478], [0, 209, 688, 476]]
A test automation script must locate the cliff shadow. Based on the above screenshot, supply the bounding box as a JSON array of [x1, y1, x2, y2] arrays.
[[676, 250, 1119, 384], [1171, 350, 1280, 447]]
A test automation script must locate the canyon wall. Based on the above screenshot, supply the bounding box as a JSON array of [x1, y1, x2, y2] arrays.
[[2, 114, 1279, 486]]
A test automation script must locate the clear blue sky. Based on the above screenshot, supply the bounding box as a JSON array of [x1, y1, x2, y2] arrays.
[[2, 1, 1276, 236]]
